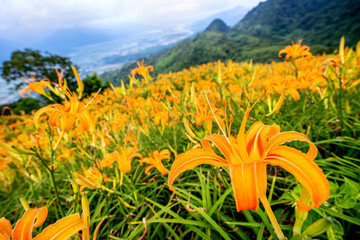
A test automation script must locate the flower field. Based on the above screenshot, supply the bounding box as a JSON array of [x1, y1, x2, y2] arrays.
[[0, 39, 359, 239]]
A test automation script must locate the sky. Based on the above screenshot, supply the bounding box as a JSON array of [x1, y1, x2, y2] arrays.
[[0, 0, 262, 43]]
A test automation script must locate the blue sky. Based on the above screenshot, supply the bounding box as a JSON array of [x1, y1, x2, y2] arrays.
[[0, 0, 262, 43]]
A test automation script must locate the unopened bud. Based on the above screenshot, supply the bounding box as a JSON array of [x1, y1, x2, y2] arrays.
[[302, 217, 333, 238]]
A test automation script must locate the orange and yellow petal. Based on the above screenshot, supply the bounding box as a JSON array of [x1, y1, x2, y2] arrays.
[[201, 134, 233, 160], [287, 89, 300, 101], [12, 207, 48, 240], [34, 106, 53, 125], [168, 149, 229, 190], [264, 146, 329, 211], [230, 163, 259, 211], [265, 131, 318, 160], [144, 165, 154, 175], [33, 213, 86, 240], [155, 163, 169, 175], [0, 217, 12, 240]]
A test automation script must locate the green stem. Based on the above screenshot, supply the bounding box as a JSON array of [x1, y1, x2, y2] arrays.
[[120, 171, 124, 186], [35, 153, 64, 217], [53, 131, 65, 151], [338, 76, 344, 134], [46, 127, 65, 217], [291, 60, 298, 79], [259, 194, 286, 240], [49, 169, 65, 216]]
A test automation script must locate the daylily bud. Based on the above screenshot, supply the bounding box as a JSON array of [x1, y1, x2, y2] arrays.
[[72, 66, 84, 98], [0, 140, 19, 154], [293, 188, 311, 235], [11, 145, 35, 156], [72, 172, 99, 190], [81, 193, 91, 240], [339, 36, 345, 64], [183, 118, 200, 142], [302, 217, 333, 238], [70, 177, 79, 195], [19, 196, 30, 211]]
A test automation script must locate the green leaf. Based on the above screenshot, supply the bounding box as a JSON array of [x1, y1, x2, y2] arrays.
[[335, 177, 359, 209], [302, 217, 333, 238], [326, 218, 344, 240], [194, 206, 232, 240]]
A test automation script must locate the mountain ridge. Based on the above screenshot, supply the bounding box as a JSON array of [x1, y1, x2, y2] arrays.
[[101, 0, 360, 84], [205, 19, 230, 33]]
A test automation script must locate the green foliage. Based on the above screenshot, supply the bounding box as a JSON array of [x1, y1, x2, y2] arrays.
[[1, 57, 360, 239], [0, 49, 78, 90], [82, 73, 109, 97], [233, 0, 360, 46], [204, 19, 230, 33], [0, 98, 42, 115], [101, 0, 360, 85]]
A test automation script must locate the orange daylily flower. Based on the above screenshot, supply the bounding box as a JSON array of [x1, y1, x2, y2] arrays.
[[34, 89, 92, 132], [130, 59, 154, 84], [72, 164, 109, 191], [140, 149, 171, 175], [264, 75, 300, 115], [185, 103, 225, 134], [104, 146, 143, 174], [0, 217, 11, 239], [0, 207, 86, 240], [279, 40, 312, 60], [168, 100, 329, 212], [151, 110, 169, 129], [19, 76, 49, 98]]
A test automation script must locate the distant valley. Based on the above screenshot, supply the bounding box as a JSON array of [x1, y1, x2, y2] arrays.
[[101, 0, 360, 85], [0, 5, 250, 104], [68, 27, 194, 76]]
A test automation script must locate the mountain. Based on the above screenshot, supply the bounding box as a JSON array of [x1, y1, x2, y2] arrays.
[[189, 5, 250, 32], [205, 19, 230, 33], [232, 0, 360, 46], [101, 0, 360, 85]]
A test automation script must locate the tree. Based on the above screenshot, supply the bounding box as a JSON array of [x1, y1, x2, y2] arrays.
[[0, 49, 79, 90], [83, 73, 104, 97], [0, 98, 42, 115]]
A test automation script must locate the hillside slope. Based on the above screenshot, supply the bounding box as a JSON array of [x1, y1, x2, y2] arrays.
[[101, 0, 360, 85], [232, 0, 360, 46]]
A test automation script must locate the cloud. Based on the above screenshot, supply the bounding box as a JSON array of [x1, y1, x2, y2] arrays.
[[0, 0, 261, 41]]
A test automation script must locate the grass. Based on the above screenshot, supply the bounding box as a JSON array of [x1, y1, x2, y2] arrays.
[[0, 40, 359, 239]]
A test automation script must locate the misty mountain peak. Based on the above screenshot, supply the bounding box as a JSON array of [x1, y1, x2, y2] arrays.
[[205, 19, 230, 33]]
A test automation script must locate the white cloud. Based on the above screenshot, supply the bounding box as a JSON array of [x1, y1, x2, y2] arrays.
[[0, 0, 262, 40]]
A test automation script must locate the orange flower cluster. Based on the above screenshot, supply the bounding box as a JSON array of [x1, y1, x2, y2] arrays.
[[1, 39, 359, 239], [0, 207, 86, 240]]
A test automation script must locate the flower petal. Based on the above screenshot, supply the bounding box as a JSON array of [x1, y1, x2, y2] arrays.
[[34, 106, 53, 126], [266, 131, 318, 160], [49, 111, 61, 127], [33, 213, 87, 240], [230, 163, 259, 211], [0, 217, 12, 240], [92, 217, 107, 240], [287, 89, 300, 101], [19, 88, 27, 98], [0, 232, 10, 240], [245, 122, 265, 144], [12, 207, 48, 240], [264, 146, 329, 211], [155, 163, 169, 175], [144, 165, 154, 175], [201, 134, 233, 160], [256, 162, 268, 198], [168, 149, 229, 190]]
